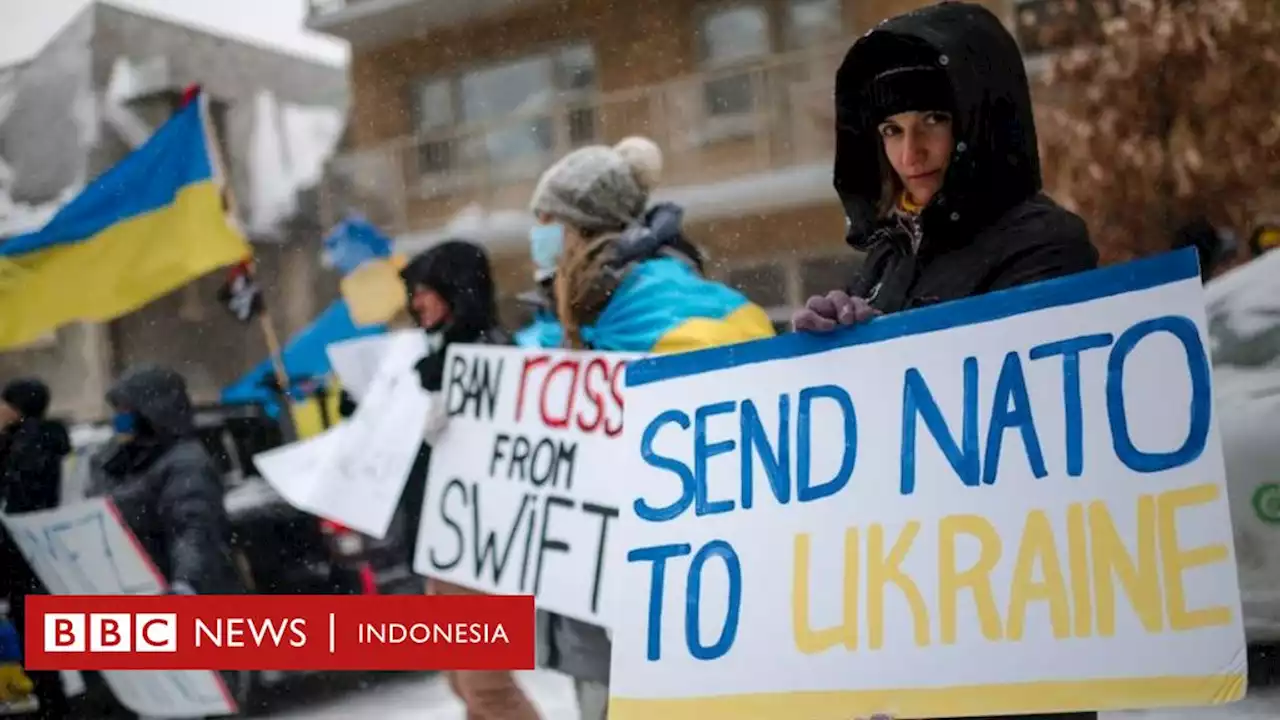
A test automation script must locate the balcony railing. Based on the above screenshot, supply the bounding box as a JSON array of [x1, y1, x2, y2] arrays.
[[317, 41, 850, 238]]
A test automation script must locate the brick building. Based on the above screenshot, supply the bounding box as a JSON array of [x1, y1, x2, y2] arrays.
[[0, 2, 348, 420], [310, 0, 1026, 332]]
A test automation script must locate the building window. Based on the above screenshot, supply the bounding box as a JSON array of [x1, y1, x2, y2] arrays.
[[785, 0, 843, 50], [409, 77, 456, 175], [408, 44, 597, 179], [697, 4, 771, 117]]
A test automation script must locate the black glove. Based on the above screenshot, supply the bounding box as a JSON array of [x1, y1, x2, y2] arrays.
[[338, 389, 358, 418], [415, 352, 445, 393]]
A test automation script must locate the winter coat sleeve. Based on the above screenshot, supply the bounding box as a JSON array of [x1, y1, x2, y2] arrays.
[[155, 447, 233, 594], [985, 205, 1098, 292]]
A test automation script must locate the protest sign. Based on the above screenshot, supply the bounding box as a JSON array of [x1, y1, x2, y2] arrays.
[[0, 499, 236, 718], [258, 329, 430, 538], [416, 345, 639, 626], [608, 250, 1246, 720], [327, 332, 395, 402]]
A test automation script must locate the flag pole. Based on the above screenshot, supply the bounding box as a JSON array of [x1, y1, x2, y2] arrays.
[[188, 86, 297, 439]]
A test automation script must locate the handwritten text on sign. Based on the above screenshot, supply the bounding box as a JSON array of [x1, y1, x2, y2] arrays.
[[608, 251, 1246, 720], [0, 500, 236, 718], [416, 345, 639, 625]]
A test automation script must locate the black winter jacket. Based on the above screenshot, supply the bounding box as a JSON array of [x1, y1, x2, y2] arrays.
[[0, 417, 69, 514], [834, 2, 1097, 316], [833, 4, 1096, 720], [89, 366, 242, 595]]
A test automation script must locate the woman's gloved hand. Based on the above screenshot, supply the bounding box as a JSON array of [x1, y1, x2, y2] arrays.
[[791, 290, 880, 332]]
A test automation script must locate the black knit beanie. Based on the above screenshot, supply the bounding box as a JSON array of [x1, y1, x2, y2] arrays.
[[865, 64, 954, 125], [2, 377, 51, 419]]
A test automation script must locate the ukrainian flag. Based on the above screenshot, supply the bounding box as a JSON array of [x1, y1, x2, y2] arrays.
[[0, 97, 251, 350], [536, 257, 775, 353]]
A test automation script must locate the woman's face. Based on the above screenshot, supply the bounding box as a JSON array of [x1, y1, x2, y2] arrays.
[[410, 284, 451, 329], [878, 110, 954, 206]]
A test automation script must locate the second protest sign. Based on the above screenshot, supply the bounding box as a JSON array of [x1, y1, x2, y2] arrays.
[[416, 345, 638, 626]]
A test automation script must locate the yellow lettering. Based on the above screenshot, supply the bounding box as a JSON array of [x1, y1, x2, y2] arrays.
[[1065, 502, 1093, 638], [937, 514, 1003, 644], [1158, 484, 1232, 631], [867, 522, 929, 649], [792, 530, 859, 653], [1089, 498, 1163, 635], [1007, 509, 1071, 640]]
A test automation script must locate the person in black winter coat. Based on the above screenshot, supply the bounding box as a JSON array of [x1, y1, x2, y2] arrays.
[[395, 240, 540, 720], [392, 239, 512, 574], [0, 378, 68, 515], [88, 365, 242, 597], [793, 4, 1097, 720], [0, 377, 72, 719], [794, 1, 1098, 333]]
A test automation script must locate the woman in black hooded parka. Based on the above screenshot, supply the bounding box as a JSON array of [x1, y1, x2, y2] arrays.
[[797, 4, 1096, 720], [794, 1, 1098, 332]]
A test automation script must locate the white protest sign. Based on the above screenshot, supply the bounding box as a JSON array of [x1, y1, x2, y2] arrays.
[[608, 250, 1246, 720], [416, 345, 640, 626], [259, 329, 430, 538], [0, 499, 236, 718], [253, 424, 345, 515], [327, 333, 394, 401]]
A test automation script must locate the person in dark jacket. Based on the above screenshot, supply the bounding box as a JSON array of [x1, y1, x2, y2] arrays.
[[88, 365, 242, 597], [0, 377, 72, 719], [794, 4, 1097, 720], [0, 378, 68, 515], [793, 1, 1098, 333], [396, 240, 537, 720]]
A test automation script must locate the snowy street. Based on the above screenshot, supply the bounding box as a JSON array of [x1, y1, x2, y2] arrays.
[[253, 670, 1280, 720]]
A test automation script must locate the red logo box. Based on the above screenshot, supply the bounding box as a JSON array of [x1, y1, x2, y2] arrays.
[[24, 594, 535, 672]]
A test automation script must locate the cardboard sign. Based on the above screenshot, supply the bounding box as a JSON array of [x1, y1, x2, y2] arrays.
[[416, 345, 639, 626], [608, 250, 1246, 719], [257, 330, 430, 539], [0, 500, 236, 718]]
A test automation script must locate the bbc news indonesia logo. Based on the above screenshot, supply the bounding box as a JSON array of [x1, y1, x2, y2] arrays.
[[24, 595, 535, 671]]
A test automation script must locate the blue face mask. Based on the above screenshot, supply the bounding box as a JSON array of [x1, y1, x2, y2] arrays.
[[529, 223, 565, 275], [112, 411, 136, 435]]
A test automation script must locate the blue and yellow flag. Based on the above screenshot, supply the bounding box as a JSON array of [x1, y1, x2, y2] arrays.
[[579, 257, 775, 353], [0, 97, 251, 350]]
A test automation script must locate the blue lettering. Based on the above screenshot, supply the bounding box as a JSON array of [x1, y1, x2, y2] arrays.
[[797, 384, 857, 502], [1029, 333, 1114, 477], [694, 401, 738, 516], [740, 396, 791, 510], [637, 410, 694, 523], [685, 540, 742, 661], [627, 542, 692, 661], [982, 351, 1048, 484], [901, 357, 980, 494], [1107, 316, 1211, 473]]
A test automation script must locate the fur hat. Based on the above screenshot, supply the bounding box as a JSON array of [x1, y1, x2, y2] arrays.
[[529, 137, 664, 235]]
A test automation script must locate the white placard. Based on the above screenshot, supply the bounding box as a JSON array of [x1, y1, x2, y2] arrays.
[[416, 345, 640, 626], [256, 330, 430, 539], [327, 332, 395, 402], [0, 500, 235, 718], [608, 250, 1246, 719]]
